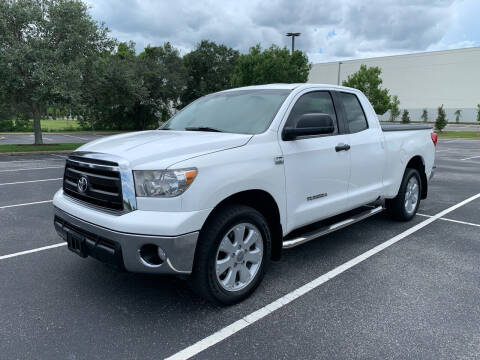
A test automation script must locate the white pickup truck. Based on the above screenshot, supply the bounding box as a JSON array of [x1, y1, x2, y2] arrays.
[[53, 84, 436, 304]]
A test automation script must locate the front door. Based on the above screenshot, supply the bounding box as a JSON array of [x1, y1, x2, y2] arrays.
[[279, 91, 351, 233]]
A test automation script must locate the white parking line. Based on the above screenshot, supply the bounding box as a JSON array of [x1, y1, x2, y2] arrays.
[[0, 166, 64, 173], [461, 155, 480, 161], [165, 192, 480, 360], [0, 159, 64, 163], [60, 134, 90, 141], [50, 154, 68, 159], [0, 200, 52, 209], [0, 243, 66, 260], [417, 213, 480, 228], [0, 178, 62, 186]]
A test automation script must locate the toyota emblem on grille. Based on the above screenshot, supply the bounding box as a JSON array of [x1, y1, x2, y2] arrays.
[[77, 176, 88, 193]]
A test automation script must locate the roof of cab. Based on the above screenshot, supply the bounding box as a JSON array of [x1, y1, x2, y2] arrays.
[[223, 83, 359, 92]]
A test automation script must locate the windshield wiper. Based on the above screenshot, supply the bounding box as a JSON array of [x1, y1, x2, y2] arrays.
[[184, 126, 223, 133]]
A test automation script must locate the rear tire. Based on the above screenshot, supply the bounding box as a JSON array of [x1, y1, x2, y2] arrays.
[[189, 204, 271, 305], [386, 168, 422, 221]]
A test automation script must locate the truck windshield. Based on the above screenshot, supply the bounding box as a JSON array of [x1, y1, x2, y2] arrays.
[[161, 89, 291, 134]]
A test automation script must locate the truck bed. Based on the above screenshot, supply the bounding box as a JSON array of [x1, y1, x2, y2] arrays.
[[381, 124, 433, 132]]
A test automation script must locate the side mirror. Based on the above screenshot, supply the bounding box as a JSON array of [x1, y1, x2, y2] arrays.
[[282, 113, 335, 141]]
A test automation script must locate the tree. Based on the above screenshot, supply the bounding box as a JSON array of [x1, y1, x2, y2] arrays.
[[477, 104, 480, 122], [342, 65, 391, 115], [137, 43, 187, 126], [401, 109, 411, 124], [231, 44, 310, 87], [181, 40, 239, 106], [0, 0, 115, 144], [421, 109, 428, 123], [454, 109, 462, 123], [435, 105, 447, 132], [389, 95, 401, 122], [78, 42, 147, 131]]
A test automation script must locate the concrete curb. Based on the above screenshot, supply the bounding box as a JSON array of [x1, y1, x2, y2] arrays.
[[0, 150, 73, 156]]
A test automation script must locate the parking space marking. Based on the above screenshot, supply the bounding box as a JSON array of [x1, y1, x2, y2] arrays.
[[60, 133, 90, 141], [0, 243, 66, 261], [417, 213, 480, 228], [461, 155, 480, 161], [0, 200, 52, 210], [50, 154, 68, 159], [0, 166, 64, 173], [0, 159, 64, 163], [165, 192, 480, 360], [0, 178, 62, 186]]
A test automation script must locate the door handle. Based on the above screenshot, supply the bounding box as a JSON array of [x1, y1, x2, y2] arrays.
[[335, 143, 351, 152]]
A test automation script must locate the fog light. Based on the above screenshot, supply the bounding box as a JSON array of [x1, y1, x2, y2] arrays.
[[139, 244, 165, 267]]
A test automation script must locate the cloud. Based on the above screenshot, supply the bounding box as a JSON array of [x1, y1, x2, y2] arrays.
[[85, 0, 473, 62]]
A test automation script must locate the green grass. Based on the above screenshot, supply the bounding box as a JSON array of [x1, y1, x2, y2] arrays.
[[436, 131, 480, 139], [0, 143, 84, 153], [40, 119, 82, 131]]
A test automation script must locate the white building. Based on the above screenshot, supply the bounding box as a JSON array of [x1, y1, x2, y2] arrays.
[[308, 47, 480, 123]]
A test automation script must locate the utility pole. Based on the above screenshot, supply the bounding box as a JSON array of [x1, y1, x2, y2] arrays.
[[337, 61, 343, 85], [286, 32, 301, 54]]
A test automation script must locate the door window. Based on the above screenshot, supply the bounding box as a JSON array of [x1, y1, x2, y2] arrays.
[[285, 91, 338, 134], [339, 92, 368, 133]]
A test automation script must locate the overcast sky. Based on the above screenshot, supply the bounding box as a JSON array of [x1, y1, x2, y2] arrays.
[[85, 0, 480, 63]]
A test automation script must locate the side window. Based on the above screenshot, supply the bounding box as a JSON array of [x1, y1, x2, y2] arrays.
[[285, 91, 338, 134], [339, 92, 368, 133]]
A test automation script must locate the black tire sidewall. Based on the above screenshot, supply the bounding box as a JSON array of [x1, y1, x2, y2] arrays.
[[194, 205, 271, 305], [397, 168, 422, 220]]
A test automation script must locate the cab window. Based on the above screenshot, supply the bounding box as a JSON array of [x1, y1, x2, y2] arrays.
[[339, 92, 368, 133], [285, 91, 338, 134]]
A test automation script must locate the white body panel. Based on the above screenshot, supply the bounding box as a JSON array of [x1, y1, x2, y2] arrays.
[[53, 84, 435, 240]]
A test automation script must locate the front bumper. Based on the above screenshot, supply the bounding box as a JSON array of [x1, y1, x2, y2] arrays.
[[54, 207, 199, 274]]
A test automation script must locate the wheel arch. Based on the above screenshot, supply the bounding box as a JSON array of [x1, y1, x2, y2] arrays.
[[200, 189, 283, 260], [405, 155, 428, 199]]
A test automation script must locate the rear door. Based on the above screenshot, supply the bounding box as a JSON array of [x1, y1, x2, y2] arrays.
[[279, 90, 351, 232], [335, 91, 385, 208]]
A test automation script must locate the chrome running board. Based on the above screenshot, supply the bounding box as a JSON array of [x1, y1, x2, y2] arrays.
[[282, 206, 384, 249]]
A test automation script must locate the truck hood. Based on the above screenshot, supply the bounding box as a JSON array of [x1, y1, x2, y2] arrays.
[[75, 130, 252, 169]]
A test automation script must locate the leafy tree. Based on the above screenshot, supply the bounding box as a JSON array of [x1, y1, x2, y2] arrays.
[[0, 0, 115, 143], [421, 109, 428, 123], [477, 104, 480, 122], [435, 105, 447, 132], [137, 43, 187, 126], [78, 42, 147, 131], [182, 40, 239, 106], [401, 109, 411, 124], [80, 42, 187, 131], [231, 44, 310, 87], [454, 109, 462, 123], [389, 95, 401, 122], [342, 65, 391, 115]]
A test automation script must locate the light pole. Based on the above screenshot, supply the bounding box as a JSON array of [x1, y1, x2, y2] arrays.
[[286, 32, 301, 54], [337, 61, 343, 85]]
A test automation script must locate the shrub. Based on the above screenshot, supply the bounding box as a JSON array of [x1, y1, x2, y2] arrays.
[[435, 105, 447, 132], [401, 109, 411, 124]]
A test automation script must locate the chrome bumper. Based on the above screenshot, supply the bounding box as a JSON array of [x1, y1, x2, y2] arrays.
[[54, 207, 199, 275]]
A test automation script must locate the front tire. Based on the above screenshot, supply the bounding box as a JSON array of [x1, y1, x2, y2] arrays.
[[386, 168, 422, 221], [189, 204, 271, 305]]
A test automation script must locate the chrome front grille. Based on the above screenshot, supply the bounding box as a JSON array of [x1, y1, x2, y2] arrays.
[[63, 155, 124, 211]]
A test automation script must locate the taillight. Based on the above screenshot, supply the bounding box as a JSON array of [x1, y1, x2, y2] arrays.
[[431, 133, 438, 147]]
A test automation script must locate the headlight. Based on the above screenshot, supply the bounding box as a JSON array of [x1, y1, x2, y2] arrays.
[[133, 168, 197, 197]]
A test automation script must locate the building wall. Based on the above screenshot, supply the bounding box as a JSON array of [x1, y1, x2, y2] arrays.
[[308, 47, 480, 122]]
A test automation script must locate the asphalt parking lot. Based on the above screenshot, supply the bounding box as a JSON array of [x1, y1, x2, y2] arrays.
[[1, 139, 479, 359], [0, 132, 111, 144]]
